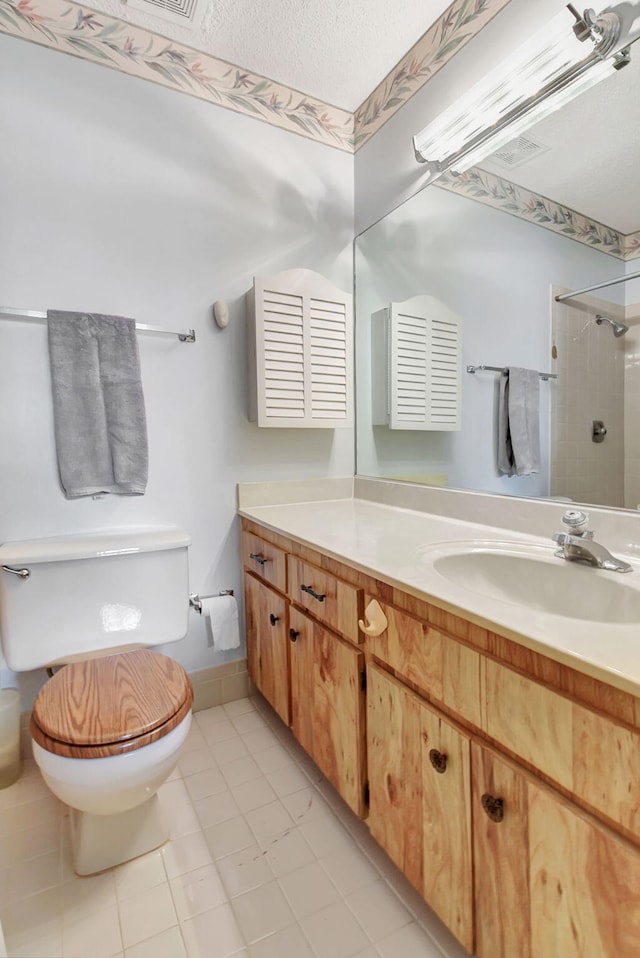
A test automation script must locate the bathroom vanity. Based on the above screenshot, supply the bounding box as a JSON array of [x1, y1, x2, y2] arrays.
[[239, 480, 640, 958]]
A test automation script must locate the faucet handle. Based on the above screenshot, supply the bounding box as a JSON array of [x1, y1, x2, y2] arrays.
[[561, 510, 590, 534]]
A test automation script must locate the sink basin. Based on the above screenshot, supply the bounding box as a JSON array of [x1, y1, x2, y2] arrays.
[[429, 541, 640, 623]]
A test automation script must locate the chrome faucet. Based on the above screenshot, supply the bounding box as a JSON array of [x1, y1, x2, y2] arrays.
[[552, 510, 632, 573]]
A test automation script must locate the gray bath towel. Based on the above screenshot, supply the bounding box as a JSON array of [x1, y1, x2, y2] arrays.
[[497, 367, 540, 477], [47, 311, 148, 498]]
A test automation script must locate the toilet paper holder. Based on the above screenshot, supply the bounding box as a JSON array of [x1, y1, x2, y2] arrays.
[[189, 590, 234, 615]]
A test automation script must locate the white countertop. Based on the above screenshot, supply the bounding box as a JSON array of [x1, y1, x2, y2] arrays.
[[239, 493, 640, 698]]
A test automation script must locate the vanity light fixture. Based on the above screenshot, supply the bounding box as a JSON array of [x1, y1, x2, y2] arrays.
[[413, 3, 635, 180]]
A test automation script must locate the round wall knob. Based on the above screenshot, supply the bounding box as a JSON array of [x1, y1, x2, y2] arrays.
[[269, 613, 279, 626]]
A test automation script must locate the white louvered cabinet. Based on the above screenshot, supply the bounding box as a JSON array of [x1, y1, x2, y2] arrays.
[[371, 294, 462, 431], [247, 269, 353, 428]]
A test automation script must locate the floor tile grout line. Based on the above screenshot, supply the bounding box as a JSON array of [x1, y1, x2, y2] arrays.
[[1, 696, 456, 958]]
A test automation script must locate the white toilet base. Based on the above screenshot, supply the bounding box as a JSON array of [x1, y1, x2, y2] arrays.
[[70, 793, 168, 876]]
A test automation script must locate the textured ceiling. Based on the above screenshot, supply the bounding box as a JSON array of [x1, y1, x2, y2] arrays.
[[85, 0, 453, 109], [480, 45, 640, 235]]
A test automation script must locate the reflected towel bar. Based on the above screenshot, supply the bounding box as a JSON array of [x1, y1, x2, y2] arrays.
[[0, 307, 196, 343], [467, 364, 557, 381]]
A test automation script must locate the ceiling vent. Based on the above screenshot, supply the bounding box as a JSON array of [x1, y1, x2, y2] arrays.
[[488, 135, 550, 170], [125, 0, 205, 29]]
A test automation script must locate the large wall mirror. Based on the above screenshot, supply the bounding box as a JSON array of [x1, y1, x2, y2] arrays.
[[355, 39, 640, 512]]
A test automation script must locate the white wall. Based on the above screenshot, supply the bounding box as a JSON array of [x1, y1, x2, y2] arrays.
[[356, 184, 624, 499], [0, 36, 354, 704]]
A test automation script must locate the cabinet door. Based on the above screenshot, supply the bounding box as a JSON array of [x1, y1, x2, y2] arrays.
[[367, 664, 474, 951], [367, 663, 424, 890], [244, 573, 290, 725], [528, 778, 640, 957], [421, 700, 473, 952], [472, 744, 531, 958], [473, 743, 640, 958], [289, 607, 366, 816]]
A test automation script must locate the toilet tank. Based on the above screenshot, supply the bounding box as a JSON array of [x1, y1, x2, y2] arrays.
[[0, 529, 191, 671]]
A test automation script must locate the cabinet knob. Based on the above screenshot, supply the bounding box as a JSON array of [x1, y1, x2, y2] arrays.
[[250, 553, 270, 566], [428, 749, 448, 774], [481, 793, 504, 823], [358, 599, 388, 637], [289, 628, 299, 643], [269, 613, 279, 626]]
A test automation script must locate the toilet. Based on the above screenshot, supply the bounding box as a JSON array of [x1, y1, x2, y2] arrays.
[[0, 529, 193, 875]]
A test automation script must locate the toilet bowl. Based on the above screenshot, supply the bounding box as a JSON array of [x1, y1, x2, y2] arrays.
[[0, 529, 193, 875], [30, 648, 194, 874]]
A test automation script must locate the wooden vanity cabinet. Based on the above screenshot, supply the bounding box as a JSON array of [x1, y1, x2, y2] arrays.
[[244, 573, 290, 725], [243, 517, 640, 957]]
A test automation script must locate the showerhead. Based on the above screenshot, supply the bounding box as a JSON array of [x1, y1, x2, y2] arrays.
[[595, 315, 628, 338]]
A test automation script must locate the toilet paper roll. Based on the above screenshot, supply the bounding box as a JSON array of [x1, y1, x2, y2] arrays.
[[201, 595, 240, 651]]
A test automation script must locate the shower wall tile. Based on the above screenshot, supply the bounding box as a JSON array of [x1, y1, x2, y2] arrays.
[[624, 327, 640, 509], [551, 300, 625, 508]]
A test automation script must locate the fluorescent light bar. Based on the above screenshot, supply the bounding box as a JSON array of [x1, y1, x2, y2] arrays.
[[413, 4, 627, 179]]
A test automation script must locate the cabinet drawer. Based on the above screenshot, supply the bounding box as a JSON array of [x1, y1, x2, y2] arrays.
[[364, 597, 482, 730], [287, 556, 361, 643], [242, 531, 287, 593], [484, 658, 640, 841], [484, 658, 573, 791]]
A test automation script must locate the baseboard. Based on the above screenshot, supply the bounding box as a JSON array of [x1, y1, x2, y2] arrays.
[[189, 658, 250, 712]]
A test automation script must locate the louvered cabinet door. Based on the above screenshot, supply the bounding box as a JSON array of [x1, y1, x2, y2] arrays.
[[259, 288, 306, 423], [309, 294, 351, 423], [248, 269, 353, 428], [372, 295, 462, 431]]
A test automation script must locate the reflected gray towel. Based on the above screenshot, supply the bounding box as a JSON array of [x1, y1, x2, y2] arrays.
[[497, 367, 540, 477], [47, 311, 148, 498]]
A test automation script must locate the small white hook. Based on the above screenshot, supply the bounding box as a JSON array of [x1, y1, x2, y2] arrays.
[[358, 599, 388, 637]]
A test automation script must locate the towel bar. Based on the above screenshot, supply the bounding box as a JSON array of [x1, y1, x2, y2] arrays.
[[467, 364, 557, 381], [0, 308, 196, 343]]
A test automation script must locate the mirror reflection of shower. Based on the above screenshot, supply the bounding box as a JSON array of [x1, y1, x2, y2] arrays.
[[595, 314, 629, 337], [551, 290, 630, 509]]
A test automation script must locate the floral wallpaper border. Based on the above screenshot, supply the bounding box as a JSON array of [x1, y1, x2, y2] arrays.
[[1, 0, 637, 258], [0, 0, 511, 155], [0, 0, 354, 151], [436, 169, 640, 262], [353, 0, 512, 149]]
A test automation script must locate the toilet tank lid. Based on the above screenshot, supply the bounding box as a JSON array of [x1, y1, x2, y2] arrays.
[[0, 529, 191, 565]]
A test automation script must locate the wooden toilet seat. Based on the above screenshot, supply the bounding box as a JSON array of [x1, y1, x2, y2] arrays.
[[30, 649, 193, 759]]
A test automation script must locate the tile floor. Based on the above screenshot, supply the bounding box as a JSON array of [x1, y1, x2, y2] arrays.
[[0, 695, 470, 958]]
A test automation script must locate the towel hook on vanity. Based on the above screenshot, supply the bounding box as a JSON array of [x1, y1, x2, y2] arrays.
[[358, 599, 388, 637]]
